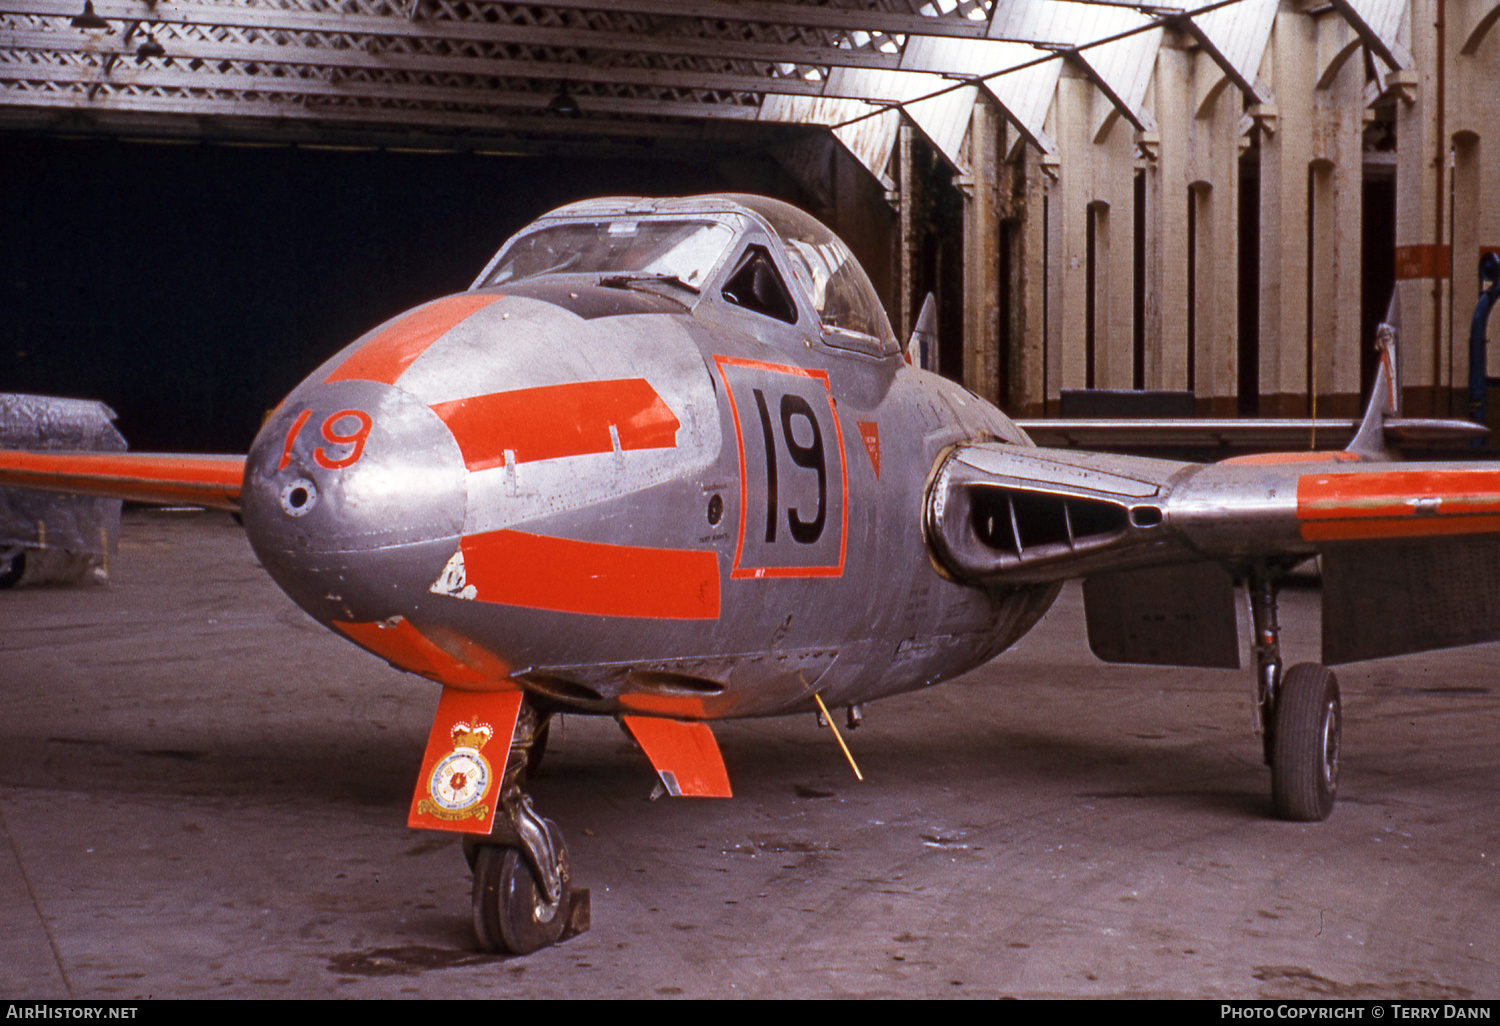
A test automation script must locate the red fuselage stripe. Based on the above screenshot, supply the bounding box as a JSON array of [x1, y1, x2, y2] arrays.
[[325, 294, 501, 385], [460, 529, 720, 619], [431, 378, 680, 471]]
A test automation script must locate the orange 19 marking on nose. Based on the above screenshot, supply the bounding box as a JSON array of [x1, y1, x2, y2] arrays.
[[278, 409, 312, 471], [313, 409, 374, 470]]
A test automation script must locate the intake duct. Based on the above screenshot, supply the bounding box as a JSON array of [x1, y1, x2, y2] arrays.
[[969, 488, 1132, 557], [926, 443, 1186, 585]]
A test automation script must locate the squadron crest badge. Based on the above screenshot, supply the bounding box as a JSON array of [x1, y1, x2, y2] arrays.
[[419, 720, 495, 821]]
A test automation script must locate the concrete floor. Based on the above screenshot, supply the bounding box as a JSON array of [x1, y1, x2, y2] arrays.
[[2, 508, 1497, 999]]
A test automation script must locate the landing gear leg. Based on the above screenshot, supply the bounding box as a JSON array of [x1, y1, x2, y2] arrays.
[[1248, 570, 1284, 767], [1248, 566, 1341, 822], [465, 700, 588, 954]]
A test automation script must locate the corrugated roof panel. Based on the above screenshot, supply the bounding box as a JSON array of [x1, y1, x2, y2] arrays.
[[984, 0, 1071, 45], [759, 93, 901, 183], [989, 0, 1110, 46], [1071, 6, 1161, 133], [1191, 0, 1279, 83], [825, 66, 976, 172], [1332, 0, 1413, 68], [1345, 0, 1407, 49], [903, 35, 1059, 153], [979, 42, 1062, 153]]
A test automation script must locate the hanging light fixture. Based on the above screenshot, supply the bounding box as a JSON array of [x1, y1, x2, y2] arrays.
[[135, 31, 165, 61], [547, 82, 581, 118], [70, 1, 109, 29]]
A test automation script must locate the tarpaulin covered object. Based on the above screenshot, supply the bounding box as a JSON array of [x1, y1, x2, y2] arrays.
[[0, 393, 126, 585]]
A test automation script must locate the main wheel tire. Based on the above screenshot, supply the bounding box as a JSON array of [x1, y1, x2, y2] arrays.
[[471, 821, 572, 955], [1270, 662, 1341, 822], [0, 551, 24, 590]]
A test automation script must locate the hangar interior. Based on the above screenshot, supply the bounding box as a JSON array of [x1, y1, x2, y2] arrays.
[[3, 0, 1499, 446]]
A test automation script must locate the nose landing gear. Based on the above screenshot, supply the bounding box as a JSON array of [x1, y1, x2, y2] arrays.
[[471, 814, 575, 954], [462, 702, 589, 955]]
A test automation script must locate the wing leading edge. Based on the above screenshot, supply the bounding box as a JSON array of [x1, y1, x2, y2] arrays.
[[0, 450, 245, 512]]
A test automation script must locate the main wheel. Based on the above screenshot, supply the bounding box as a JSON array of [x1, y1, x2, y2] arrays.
[[471, 820, 571, 955], [1270, 662, 1341, 822], [0, 551, 24, 590]]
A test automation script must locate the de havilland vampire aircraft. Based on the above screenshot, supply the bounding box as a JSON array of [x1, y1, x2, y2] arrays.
[[4, 193, 1500, 955]]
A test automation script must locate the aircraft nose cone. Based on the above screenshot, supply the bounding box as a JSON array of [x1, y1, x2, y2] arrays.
[[241, 379, 466, 624]]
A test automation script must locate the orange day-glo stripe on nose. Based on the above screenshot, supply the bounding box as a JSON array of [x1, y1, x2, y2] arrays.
[[325, 294, 501, 385], [333, 617, 519, 690], [431, 378, 680, 471], [459, 529, 720, 619]]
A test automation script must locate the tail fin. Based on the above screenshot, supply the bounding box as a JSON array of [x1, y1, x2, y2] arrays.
[[1345, 323, 1401, 460], [905, 293, 936, 368]]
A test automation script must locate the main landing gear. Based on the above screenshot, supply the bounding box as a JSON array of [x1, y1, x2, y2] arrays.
[[1248, 568, 1342, 821], [463, 701, 589, 955]]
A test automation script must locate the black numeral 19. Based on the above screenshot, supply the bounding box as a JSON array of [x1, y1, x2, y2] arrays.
[[752, 388, 827, 545]]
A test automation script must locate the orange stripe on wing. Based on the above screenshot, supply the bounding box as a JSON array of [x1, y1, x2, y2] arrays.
[[1298, 469, 1500, 541], [1302, 515, 1500, 542], [431, 378, 680, 471], [1221, 450, 1361, 467], [460, 529, 720, 619], [0, 451, 244, 510], [325, 294, 500, 385]]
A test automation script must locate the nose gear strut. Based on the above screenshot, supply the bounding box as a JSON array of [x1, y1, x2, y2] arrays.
[[463, 700, 590, 954]]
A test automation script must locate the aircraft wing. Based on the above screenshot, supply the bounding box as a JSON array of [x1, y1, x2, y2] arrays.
[[925, 441, 1500, 667], [0, 450, 245, 511], [1013, 416, 1488, 453]]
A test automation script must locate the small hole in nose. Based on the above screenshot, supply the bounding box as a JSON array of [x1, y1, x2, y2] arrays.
[[280, 478, 318, 517]]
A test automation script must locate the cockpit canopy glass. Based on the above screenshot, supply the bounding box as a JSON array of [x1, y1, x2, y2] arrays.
[[479, 217, 739, 289], [732, 196, 898, 351]]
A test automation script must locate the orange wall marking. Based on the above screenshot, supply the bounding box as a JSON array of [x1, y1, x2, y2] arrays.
[[460, 529, 720, 620], [431, 378, 679, 471]]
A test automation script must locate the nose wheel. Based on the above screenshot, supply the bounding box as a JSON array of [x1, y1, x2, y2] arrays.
[[471, 819, 574, 955], [462, 701, 589, 955]]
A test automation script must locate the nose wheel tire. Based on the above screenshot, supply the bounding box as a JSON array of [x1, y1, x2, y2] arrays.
[[472, 820, 572, 955], [1270, 662, 1341, 822]]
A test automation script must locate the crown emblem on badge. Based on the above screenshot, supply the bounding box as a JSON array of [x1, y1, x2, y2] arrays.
[[450, 720, 493, 750]]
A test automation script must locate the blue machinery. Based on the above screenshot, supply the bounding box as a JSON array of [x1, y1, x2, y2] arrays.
[[1468, 252, 1500, 430]]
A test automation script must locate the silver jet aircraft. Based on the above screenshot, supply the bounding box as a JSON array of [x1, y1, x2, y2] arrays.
[[4, 194, 1499, 955]]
